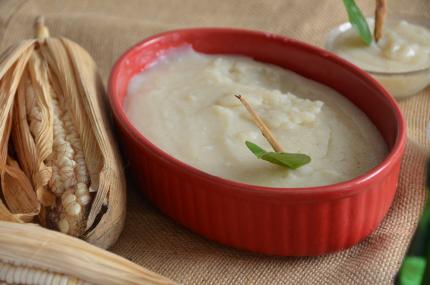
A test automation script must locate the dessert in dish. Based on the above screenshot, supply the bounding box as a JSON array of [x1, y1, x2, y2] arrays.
[[124, 47, 387, 188]]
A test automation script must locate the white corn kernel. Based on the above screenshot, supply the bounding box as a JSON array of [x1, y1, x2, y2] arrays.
[[63, 179, 76, 189], [75, 183, 88, 196], [5, 265, 14, 283], [65, 202, 81, 216], [39, 271, 49, 284], [13, 267, 21, 284], [25, 268, 35, 284], [60, 276, 69, 285], [34, 270, 43, 284], [62, 193, 76, 206], [45, 273, 54, 285], [56, 138, 65, 146], [60, 171, 75, 182], [19, 267, 27, 284], [58, 157, 73, 167], [78, 193, 91, 206], [53, 180, 64, 193], [52, 274, 62, 285], [78, 176, 89, 184], [57, 219, 69, 233]]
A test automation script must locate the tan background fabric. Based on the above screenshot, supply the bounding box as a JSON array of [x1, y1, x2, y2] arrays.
[[0, 0, 429, 284]]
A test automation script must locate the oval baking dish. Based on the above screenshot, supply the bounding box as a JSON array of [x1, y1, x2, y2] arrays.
[[109, 28, 406, 256]]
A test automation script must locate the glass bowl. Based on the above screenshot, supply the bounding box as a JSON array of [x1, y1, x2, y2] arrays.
[[325, 16, 430, 99]]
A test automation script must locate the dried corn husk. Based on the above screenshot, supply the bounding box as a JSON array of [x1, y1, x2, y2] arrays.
[[0, 221, 175, 285], [0, 17, 126, 248]]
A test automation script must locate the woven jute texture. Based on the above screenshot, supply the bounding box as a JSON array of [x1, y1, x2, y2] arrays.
[[0, 0, 429, 284]]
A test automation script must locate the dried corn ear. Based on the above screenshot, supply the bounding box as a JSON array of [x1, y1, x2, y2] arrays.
[[0, 17, 126, 248]]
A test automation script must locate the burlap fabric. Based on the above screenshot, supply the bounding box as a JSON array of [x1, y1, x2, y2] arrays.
[[0, 0, 429, 284]]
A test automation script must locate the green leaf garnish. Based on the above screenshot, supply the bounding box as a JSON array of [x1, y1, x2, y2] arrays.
[[245, 141, 311, 169], [343, 0, 372, 45]]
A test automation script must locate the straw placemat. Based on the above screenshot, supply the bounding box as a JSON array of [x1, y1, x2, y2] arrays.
[[0, 0, 428, 283]]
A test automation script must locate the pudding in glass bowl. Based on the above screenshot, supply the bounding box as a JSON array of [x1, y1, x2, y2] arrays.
[[326, 18, 430, 99]]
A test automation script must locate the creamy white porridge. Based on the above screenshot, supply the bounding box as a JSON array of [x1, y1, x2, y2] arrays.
[[125, 47, 387, 188]]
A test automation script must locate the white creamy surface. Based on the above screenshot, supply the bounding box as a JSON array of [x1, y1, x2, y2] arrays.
[[125, 47, 387, 188], [330, 20, 430, 73]]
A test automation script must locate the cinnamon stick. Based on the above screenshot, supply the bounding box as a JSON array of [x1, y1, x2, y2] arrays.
[[374, 0, 387, 42], [235, 94, 285, 153]]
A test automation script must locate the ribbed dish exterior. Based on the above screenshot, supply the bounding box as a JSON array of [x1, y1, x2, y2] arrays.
[[119, 130, 401, 256]]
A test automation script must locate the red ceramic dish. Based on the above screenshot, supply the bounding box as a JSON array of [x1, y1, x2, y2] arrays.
[[108, 28, 406, 256]]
